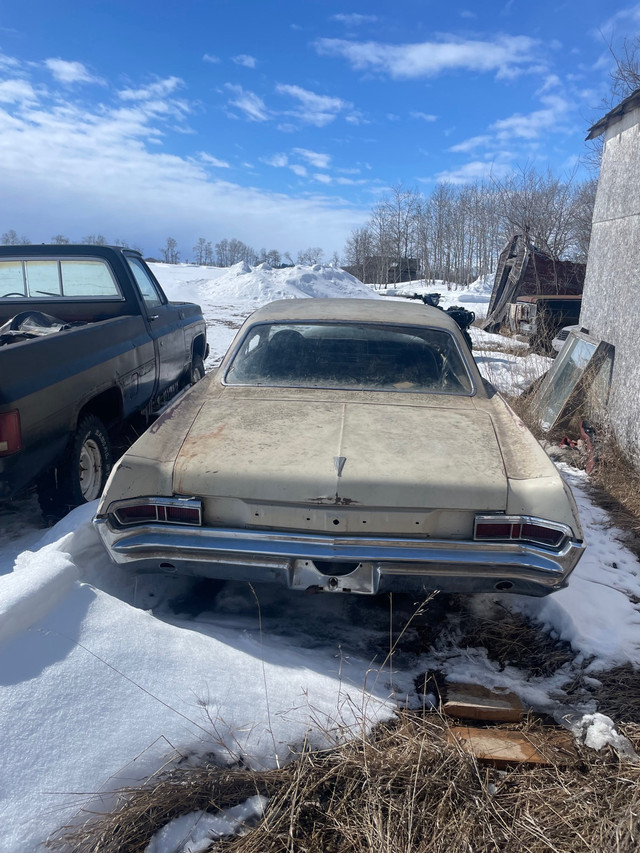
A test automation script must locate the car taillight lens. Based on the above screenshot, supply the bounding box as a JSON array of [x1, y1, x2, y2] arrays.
[[113, 498, 202, 527], [0, 410, 22, 457], [474, 516, 567, 549]]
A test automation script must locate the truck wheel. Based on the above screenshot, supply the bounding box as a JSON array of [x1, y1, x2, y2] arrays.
[[38, 415, 112, 518], [190, 354, 205, 385]]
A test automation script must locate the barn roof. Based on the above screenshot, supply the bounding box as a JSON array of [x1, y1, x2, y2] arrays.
[[586, 87, 640, 140]]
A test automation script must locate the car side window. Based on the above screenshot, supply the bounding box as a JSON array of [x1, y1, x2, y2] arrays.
[[126, 257, 164, 310]]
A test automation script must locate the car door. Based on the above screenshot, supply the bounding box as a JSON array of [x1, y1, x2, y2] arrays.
[[125, 255, 187, 397]]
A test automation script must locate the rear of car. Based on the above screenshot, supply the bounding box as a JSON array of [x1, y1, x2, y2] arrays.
[[95, 299, 584, 597]]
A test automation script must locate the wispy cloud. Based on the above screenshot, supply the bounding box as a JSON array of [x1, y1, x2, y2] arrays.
[[450, 94, 572, 154], [0, 55, 365, 255], [44, 58, 103, 85], [203, 53, 221, 64], [411, 111, 438, 121], [293, 148, 331, 169], [0, 79, 37, 104], [199, 153, 230, 168], [233, 54, 257, 68], [224, 83, 269, 121], [119, 77, 184, 101], [315, 34, 541, 80], [276, 83, 352, 126], [331, 13, 378, 25], [433, 160, 513, 184]]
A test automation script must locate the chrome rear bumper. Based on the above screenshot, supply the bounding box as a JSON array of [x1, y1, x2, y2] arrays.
[[94, 518, 585, 597]]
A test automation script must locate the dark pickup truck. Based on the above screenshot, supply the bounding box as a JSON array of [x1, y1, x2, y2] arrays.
[[0, 244, 207, 514]]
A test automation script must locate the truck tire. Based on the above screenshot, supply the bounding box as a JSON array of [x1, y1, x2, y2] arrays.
[[190, 354, 205, 385], [38, 415, 112, 518]]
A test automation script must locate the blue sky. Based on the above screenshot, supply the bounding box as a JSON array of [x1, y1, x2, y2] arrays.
[[0, 1, 637, 260]]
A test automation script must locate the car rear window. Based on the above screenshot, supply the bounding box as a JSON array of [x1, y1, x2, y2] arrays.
[[224, 321, 474, 395]]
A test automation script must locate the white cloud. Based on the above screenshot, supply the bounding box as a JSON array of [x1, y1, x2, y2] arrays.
[[44, 58, 102, 85], [233, 54, 257, 68], [276, 83, 352, 126], [199, 153, 230, 168], [293, 148, 331, 169], [491, 94, 571, 139], [450, 94, 572, 156], [262, 153, 289, 167], [411, 111, 438, 122], [0, 74, 365, 256], [289, 163, 307, 177], [119, 77, 184, 101], [315, 34, 541, 79], [224, 84, 269, 121], [433, 160, 513, 184], [0, 79, 37, 104], [331, 13, 378, 25], [203, 53, 221, 64], [449, 134, 492, 153]]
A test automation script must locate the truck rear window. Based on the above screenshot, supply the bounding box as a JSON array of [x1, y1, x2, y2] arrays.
[[0, 259, 121, 299]]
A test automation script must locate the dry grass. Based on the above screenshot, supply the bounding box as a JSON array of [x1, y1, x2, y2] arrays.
[[47, 711, 640, 853]]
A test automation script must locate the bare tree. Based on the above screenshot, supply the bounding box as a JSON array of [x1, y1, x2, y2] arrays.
[[51, 234, 70, 244], [343, 226, 374, 282], [1, 229, 30, 245], [83, 234, 107, 245], [296, 247, 324, 265], [215, 237, 257, 266], [160, 237, 180, 264], [193, 237, 208, 265], [609, 37, 640, 101]]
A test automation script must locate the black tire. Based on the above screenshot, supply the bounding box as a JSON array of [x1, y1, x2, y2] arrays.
[[38, 415, 112, 518], [190, 354, 205, 385]]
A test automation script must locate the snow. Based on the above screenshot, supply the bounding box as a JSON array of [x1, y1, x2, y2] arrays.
[[145, 796, 268, 853], [2, 261, 640, 852]]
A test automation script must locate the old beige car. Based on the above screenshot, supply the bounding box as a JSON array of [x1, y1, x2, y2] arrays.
[[94, 298, 584, 597]]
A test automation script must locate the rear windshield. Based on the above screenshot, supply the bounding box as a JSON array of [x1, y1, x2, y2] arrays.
[[0, 259, 121, 299], [224, 321, 474, 395]]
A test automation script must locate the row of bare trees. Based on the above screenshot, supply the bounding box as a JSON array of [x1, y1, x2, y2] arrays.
[[1, 230, 144, 252], [343, 169, 597, 286], [160, 236, 333, 267]]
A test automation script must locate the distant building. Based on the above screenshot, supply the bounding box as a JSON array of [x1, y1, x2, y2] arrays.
[[343, 256, 421, 285], [579, 88, 640, 461]]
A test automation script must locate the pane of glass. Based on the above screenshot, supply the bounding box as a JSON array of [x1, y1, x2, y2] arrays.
[[24, 261, 61, 297], [537, 335, 597, 429], [0, 262, 25, 297], [61, 260, 120, 297], [126, 257, 163, 309], [225, 322, 474, 395]]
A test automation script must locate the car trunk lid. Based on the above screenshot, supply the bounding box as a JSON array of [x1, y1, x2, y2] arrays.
[[172, 396, 507, 512]]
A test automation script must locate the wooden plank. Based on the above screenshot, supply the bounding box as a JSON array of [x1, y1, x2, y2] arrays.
[[447, 726, 553, 769], [443, 683, 524, 723]]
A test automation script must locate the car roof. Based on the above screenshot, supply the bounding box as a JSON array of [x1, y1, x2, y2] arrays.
[[243, 297, 461, 333]]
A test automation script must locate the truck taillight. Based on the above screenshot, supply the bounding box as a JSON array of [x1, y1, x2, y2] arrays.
[[0, 410, 22, 456], [474, 515, 568, 549]]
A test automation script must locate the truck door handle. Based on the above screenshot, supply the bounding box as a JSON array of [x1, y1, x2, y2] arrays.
[[149, 314, 159, 321]]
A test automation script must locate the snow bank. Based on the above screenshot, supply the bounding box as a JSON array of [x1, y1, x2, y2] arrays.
[[152, 261, 376, 306], [0, 511, 394, 853]]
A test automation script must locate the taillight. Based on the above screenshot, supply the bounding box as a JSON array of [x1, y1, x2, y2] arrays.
[[474, 515, 567, 549], [0, 410, 22, 457], [112, 498, 202, 527]]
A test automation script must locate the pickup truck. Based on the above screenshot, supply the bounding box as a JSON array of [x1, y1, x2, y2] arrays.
[[0, 244, 208, 515]]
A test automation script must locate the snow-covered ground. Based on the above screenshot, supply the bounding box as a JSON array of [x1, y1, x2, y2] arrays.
[[2, 263, 639, 853]]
